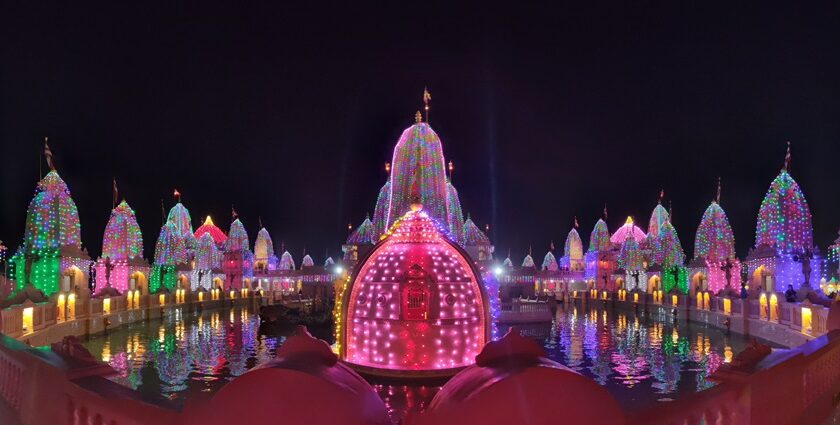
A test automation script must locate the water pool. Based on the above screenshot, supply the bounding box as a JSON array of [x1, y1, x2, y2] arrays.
[[80, 304, 771, 419]]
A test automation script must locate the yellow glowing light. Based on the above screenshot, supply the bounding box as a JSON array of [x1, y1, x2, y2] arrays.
[[22, 307, 34, 333], [57, 294, 66, 321], [103, 297, 111, 315], [801, 307, 812, 334], [723, 298, 731, 316], [724, 346, 733, 363], [198, 291, 204, 302], [671, 294, 678, 306], [159, 293, 165, 306], [633, 292, 639, 303], [68, 293, 76, 320]]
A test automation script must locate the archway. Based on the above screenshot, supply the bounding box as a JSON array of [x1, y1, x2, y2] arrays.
[[753, 266, 774, 293], [691, 272, 707, 296], [615, 277, 624, 291], [648, 275, 661, 293], [64, 266, 86, 294], [213, 277, 224, 289], [130, 271, 148, 294]]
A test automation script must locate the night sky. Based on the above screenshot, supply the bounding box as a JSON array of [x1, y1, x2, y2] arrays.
[[2, 3, 839, 263]]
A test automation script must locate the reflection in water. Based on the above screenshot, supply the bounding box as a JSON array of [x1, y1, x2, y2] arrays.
[[82, 304, 763, 414]]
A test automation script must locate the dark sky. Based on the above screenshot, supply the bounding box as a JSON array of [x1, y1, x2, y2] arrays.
[[2, 3, 839, 264]]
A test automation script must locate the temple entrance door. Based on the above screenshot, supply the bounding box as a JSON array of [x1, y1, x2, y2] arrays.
[[401, 264, 432, 321]]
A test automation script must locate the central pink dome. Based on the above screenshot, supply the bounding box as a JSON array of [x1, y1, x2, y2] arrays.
[[340, 206, 490, 377]]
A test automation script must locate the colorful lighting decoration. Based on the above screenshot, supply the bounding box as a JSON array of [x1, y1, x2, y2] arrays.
[[647, 203, 670, 239], [23, 171, 82, 251], [462, 217, 490, 247], [194, 216, 227, 247], [541, 251, 558, 271], [347, 216, 376, 245], [340, 204, 489, 376], [588, 219, 612, 252], [617, 235, 643, 272], [755, 170, 813, 254], [562, 228, 584, 270], [102, 201, 143, 261], [694, 201, 736, 262], [166, 202, 196, 249], [371, 181, 391, 240], [610, 217, 646, 245], [279, 251, 296, 270], [446, 182, 466, 245], [254, 227, 277, 271]]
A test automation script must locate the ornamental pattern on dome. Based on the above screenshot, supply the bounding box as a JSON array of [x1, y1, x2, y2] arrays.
[[522, 254, 535, 268], [463, 218, 490, 247], [195, 232, 222, 270], [541, 251, 558, 271], [102, 200, 143, 260], [279, 251, 296, 270], [154, 222, 189, 265], [610, 217, 646, 245], [340, 206, 489, 375], [24, 171, 82, 251], [588, 219, 611, 252], [371, 180, 391, 240], [446, 182, 466, 244], [755, 170, 813, 253], [224, 219, 249, 252], [648, 203, 670, 238], [653, 221, 685, 267], [301, 254, 314, 268], [348, 216, 375, 245], [324, 256, 335, 267], [254, 228, 275, 260], [617, 235, 643, 271], [194, 216, 227, 246], [166, 203, 196, 246], [386, 123, 450, 232], [694, 202, 735, 261], [564, 228, 583, 261], [502, 256, 513, 267]]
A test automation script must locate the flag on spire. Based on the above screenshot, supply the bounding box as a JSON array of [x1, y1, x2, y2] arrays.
[[173, 188, 181, 202], [423, 87, 431, 121], [784, 141, 791, 171], [659, 189, 664, 202], [603, 204, 608, 220], [716, 177, 722, 204], [112, 178, 118, 208], [259, 216, 263, 229], [231, 205, 238, 221], [44, 137, 55, 171], [574, 216, 579, 228], [550, 240, 555, 251]]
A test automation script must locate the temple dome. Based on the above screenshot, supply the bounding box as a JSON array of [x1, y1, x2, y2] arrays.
[[502, 256, 513, 268], [541, 251, 558, 271], [522, 254, 535, 268], [101, 200, 143, 261], [324, 256, 335, 267], [694, 201, 736, 261], [610, 217, 646, 244], [195, 232, 222, 270], [195, 216, 227, 246], [347, 216, 375, 245], [463, 217, 490, 246], [446, 182, 466, 243], [301, 254, 314, 268], [254, 228, 275, 260], [153, 222, 189, 265], [195, 327, 388, 425], [24, 171, 82, 251], [166, 202, 196, 247], [279, 251, 296, 270], [588, 219, 611, 252], [224, 219, 249, 252], [564, 228, 583, 261], [412, 330, 624, 425], [647, 203, 670, 238], [340, 205, 489, 377], [617, 234, 643, 271], [371, 180, 391, 241], [755, 169, 813, 253], [654, 220, 685, 267], [385, 123, 450, 233]]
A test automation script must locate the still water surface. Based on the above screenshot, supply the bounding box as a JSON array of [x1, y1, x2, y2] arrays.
[[81, 305, 764, 419]]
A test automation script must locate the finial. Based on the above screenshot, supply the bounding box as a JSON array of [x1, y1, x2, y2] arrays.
[[423, 87, 431, 122], [204, 215, 214, 226], [112, 177, 118, 209], [603, 203, 608, 220], [259, 216, 263, 229], [625, 216, 634, 225], [448, 160, 454, 181], [574, 216, 579, 228], [173, 188, 181, 203], [716, 176, 722, 204], [231, 205, 238, 221], [160, 199, 165, 225], [385, 162, 391, 173], [783, 141, 791, 172], [668, 200, 673, 220], [485, 223, 490, 233], [659, 189, 664, 203], [415, 110, 423, 123]]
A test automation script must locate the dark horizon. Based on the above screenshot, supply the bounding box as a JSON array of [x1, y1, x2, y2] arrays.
[[2, 3, 839, 264]]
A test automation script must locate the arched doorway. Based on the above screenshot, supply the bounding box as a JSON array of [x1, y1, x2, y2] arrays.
[[130, 271, 148, 295], [64, 266, 86, 294], [753, 266, 774, 293], [648, 275, 661, 293], [178, 274, 189, 290], [213, 277, 224, 289], [691, 272, 707, 295], [615, 277, 624, 290]]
